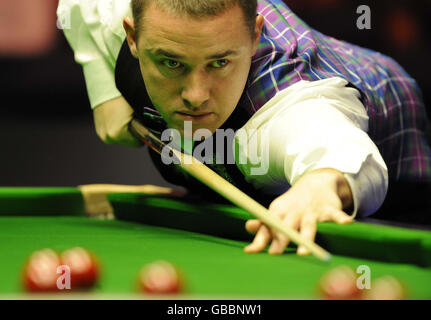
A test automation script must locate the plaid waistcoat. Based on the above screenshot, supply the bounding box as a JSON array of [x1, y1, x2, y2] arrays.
[[116, 0, 431, 201], [248, 0, 431, 182]]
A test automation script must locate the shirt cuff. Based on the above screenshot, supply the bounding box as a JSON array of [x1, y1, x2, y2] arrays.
[[342, 154, 389, 218], [82, 59, 122, 109]]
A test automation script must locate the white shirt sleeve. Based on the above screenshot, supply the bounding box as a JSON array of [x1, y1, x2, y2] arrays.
[[234, 77, 388, 218], [57, 0, 131, 109]]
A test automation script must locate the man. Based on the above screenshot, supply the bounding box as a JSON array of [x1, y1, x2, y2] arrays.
[[57, 0, 431, 255]]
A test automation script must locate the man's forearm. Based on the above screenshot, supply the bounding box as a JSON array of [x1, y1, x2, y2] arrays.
[[93, 96, 142, 147]]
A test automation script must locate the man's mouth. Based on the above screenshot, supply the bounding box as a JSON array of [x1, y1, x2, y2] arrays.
[[175, 111, 214, 122]]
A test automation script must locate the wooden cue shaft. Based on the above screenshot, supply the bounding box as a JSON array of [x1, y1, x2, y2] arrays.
[[130, 120, 331, 261]]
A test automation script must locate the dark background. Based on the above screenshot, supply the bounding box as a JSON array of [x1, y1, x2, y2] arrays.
[[0, 0, 430, 188]]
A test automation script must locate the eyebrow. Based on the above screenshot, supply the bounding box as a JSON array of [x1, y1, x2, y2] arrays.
[[148, 48, 238, 60]]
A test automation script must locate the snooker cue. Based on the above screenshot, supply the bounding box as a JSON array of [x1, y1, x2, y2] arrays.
[[78, 184, 184, 218], [130, 119, 331, 262]]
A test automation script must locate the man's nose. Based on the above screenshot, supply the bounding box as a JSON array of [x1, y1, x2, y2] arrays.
[[181, 70, 210, 109]]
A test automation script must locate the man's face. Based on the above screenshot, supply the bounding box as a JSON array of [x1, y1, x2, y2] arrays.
[[126, 3, 262, 138]]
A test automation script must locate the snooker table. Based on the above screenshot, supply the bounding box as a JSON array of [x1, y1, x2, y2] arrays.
[[0, 187, 431, 299]]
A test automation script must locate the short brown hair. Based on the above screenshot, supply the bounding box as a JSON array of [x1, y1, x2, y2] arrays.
[[131, 0, 258, 38]]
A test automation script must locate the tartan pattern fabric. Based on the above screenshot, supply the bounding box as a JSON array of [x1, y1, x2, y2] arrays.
[[245, 0, 431, 182]]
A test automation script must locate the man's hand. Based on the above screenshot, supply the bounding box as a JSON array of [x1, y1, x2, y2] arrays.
[[78, 184, 187, 219], [93, 96, 141, 147], [244, 168, 354, 256]]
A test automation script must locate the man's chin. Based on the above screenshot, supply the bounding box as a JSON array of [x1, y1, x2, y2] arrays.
[[169, 122, 216, 140]]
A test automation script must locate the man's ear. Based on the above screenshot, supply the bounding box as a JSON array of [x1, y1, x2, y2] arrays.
[[123, 17, 139, 58], [252, 15, 264, 55]]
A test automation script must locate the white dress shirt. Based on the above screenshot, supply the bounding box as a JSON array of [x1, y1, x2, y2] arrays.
[[57, 0, 132, 108], [57, 0, 389, 217]]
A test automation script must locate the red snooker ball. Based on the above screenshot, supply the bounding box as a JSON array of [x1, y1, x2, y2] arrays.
[[60, 247, 100, 290], [318, 266, 361, 300], [361, 276, 408, 300], [22, 249, 62, 292], [138, 261, 183, 294]]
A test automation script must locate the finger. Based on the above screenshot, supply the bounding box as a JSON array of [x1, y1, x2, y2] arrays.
[[268, 214, 300, 255], [90, 212, 115, 220], [244, 224, 272, 253], [245, 219, 262, 235], [297, 214, 317, 256], [105, 212, 115, 220], [268, 232, 289, 255], [331, 209, 354, 224], [320, 207, 354, 224]]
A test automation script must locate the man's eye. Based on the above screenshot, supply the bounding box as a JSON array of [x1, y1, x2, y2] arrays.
[[162, 59, 182, 69], [211, 59, 229, 68]]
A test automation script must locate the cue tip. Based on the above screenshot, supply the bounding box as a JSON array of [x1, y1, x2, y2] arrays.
[[323, 253, 332, 263]]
